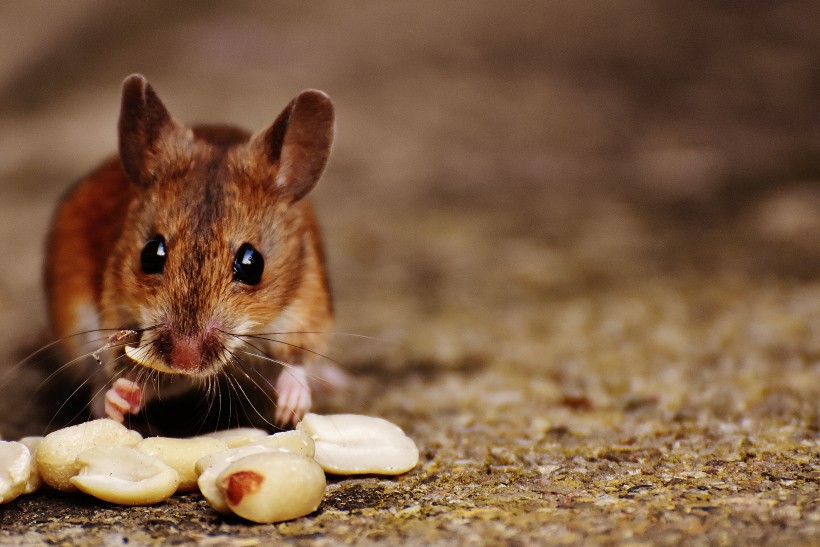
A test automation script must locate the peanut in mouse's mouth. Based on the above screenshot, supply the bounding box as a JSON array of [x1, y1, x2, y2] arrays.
[[93, 328, 189, 375], [123, 328, 229, 377], [124, 344, 182, 375]]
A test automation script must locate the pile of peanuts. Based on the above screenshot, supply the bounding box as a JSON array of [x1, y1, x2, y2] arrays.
[[0, 413, 419, 523]]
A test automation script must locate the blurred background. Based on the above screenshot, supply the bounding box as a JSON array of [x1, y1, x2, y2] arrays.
[[0, 1, 819, 436]]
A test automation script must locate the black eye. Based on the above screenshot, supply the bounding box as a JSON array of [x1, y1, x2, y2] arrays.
[[233, 243, 264, 285], [140, 236, 167, 274]]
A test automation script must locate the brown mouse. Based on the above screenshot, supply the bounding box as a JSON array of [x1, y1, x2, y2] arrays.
[[44, 74, 335, 429]]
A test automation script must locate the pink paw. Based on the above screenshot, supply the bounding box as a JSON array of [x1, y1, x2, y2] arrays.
[[104, 378, 143, 422], [274, 366, 312, 426]]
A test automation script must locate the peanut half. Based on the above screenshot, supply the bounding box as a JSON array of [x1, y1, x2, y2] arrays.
[[297, 413, 419, 475], [196, 444, 287, 514], [199, 428, 269, 448], [0, 441, 33, 504], [124, 344, 177, 374], [71, 446, 180, 505], [195, 430, 315, 514], [18, 436, 43, 494], [136, 436, 228, 493], [218, 452, 326, 523], [250, 430, 315, 458], [36, 418, 143, 492]]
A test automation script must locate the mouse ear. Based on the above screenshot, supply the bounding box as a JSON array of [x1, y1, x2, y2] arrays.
[[118, 74, 189, 186], [251, 90, 335, 201]]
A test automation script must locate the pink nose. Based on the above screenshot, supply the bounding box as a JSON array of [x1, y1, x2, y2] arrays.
[[170, 336, 203, 372]]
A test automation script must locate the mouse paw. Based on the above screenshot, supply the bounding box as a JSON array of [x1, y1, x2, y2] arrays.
[[103, 378, 143, 422], [274, 366, 312, 427]]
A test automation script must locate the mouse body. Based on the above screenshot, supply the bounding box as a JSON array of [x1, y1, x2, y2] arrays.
[[44, 75, 335, 428]]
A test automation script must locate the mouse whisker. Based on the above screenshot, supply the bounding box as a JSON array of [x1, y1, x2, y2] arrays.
[[44, 375, 96, 433], [231, 347, 291, 371], [223, 347, 278, 404], [203, 374, 222, 428], [1, 331, 115, 391], [244, 330, 384, 342], [225, 332, 354, 393], [221, 373, 245, 427], [203, 353, 235, 429], [35, 332, 141, 396], [232, 343, 349, 398], [222, 330, 340, 368], [34, 353, 95, 394], [220, 362, 277, 430]]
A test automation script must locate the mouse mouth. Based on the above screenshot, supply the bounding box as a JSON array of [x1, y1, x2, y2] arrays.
[[123, 327, 227, 377]]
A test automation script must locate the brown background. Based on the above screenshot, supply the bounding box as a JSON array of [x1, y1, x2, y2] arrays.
[[0, 2, 818, 544]]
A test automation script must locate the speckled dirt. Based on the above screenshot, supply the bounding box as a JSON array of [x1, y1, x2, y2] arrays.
[[0, 2, 818, 545]]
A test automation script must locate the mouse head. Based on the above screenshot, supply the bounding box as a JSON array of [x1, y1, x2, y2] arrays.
[[103, 74, 334, 376]]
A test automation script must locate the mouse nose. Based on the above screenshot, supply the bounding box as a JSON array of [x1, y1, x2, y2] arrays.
[[170, 335, 204, 372]]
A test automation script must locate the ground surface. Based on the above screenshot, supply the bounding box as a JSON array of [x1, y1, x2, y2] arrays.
[[0, 2, 818, 545]]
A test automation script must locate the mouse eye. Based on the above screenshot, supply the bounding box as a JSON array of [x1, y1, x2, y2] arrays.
[[233, 243, 264, 285], [140, 236, 167, 275]]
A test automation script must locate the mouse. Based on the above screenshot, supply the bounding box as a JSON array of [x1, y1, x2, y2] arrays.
[[44, 74, 335, 429]]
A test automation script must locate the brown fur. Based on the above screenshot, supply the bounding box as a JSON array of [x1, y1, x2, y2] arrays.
[[45, 75, 335, 426]]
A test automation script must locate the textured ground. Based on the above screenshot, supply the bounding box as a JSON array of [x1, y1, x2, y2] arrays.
[[0, 2, 818, 545]]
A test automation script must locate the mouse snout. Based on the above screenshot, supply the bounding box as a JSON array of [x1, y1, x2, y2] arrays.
[[169, 335, 204, 372]]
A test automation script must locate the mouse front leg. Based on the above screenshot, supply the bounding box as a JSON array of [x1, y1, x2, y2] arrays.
[[103, 378, 144, 422], [90, 377, 143, 422], [273, 365, 312, 426]]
